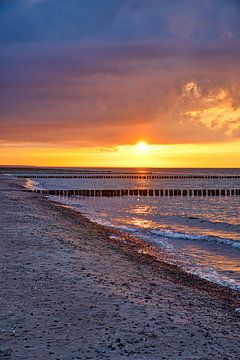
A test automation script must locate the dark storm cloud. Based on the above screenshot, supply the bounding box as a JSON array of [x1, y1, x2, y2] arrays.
[[1, 0, 240, 44], [0, 0, 127, 44]]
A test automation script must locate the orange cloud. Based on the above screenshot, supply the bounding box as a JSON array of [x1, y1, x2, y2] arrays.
[[183, 82, 240, 138]]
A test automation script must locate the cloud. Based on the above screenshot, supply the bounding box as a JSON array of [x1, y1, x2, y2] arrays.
[[1, 39, 240, 145], [26, 0, 47, 5], [0, 0, 240, 44], [0, 0, 126, 44], [183, 82, 240, 138], [0, 0, 240, 147]]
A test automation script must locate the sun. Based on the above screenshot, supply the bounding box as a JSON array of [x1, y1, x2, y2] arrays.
[[135, 141, 149, 154]]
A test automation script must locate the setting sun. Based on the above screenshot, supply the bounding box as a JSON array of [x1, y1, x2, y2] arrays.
[[135, 141, 150, 154]]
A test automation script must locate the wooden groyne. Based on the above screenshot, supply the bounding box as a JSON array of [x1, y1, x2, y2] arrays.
[[27, 188, 240, 197], [0, 168, 113, 174], [0, 170, 151, 175], [16, 174, 240, 179]]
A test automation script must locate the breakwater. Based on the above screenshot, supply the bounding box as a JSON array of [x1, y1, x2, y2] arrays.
[[15, 174, 240, 179], [27, 188, 240, 197]]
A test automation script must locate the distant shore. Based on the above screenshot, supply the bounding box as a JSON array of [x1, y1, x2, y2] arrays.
[[0, 176, 239, 359]]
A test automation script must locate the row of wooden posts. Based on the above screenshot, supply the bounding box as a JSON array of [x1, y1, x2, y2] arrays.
[[0, 170, 113, 174], [17, 174, 240, 179], [28, 188, 240, 197]]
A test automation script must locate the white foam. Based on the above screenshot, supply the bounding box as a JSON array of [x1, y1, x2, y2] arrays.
[[150, 229, 240, 249]]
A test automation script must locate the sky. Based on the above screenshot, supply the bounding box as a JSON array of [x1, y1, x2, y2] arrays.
[[0, 0, 240, 167]]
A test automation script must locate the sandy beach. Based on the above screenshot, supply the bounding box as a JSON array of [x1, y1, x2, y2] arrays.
[[0, 176, 239, 360]]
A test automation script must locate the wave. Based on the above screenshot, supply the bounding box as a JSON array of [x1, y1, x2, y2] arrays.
[[150, 229, 240, 249], [49, 195, 240, 251], [152, 213, 239, 229], [24, 179, 41, 190]]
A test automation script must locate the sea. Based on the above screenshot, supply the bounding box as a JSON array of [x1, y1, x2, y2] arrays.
[[19, 168, 240, 291]]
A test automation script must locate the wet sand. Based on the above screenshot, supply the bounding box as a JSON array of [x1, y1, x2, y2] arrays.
[[0, 176, 239, 360]]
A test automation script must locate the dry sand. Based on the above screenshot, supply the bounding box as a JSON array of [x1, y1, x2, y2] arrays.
[[0, 176, 239, 360]]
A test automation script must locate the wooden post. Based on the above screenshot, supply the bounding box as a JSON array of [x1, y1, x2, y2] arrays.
[[149, 189, 154, 196], [182, 189, 187, 196]]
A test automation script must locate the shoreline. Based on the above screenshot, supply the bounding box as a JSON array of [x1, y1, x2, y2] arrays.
[[24, 176, 240, 296], [47, 196, 240, 308], [12, 173, 240, 302], [1, 176, 240, 359]]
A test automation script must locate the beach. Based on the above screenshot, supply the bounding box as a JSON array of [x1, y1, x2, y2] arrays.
[[0, 176, 240, 360]]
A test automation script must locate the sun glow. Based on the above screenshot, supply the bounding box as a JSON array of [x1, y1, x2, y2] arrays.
[[0, 141, 240, 167], [135, 141, 150, 154]]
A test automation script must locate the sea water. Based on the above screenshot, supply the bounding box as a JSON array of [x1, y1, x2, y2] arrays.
[[25, 168, 240, 290]]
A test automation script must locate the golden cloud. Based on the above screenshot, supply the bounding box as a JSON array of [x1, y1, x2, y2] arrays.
[[183, 81, 240, 137]]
